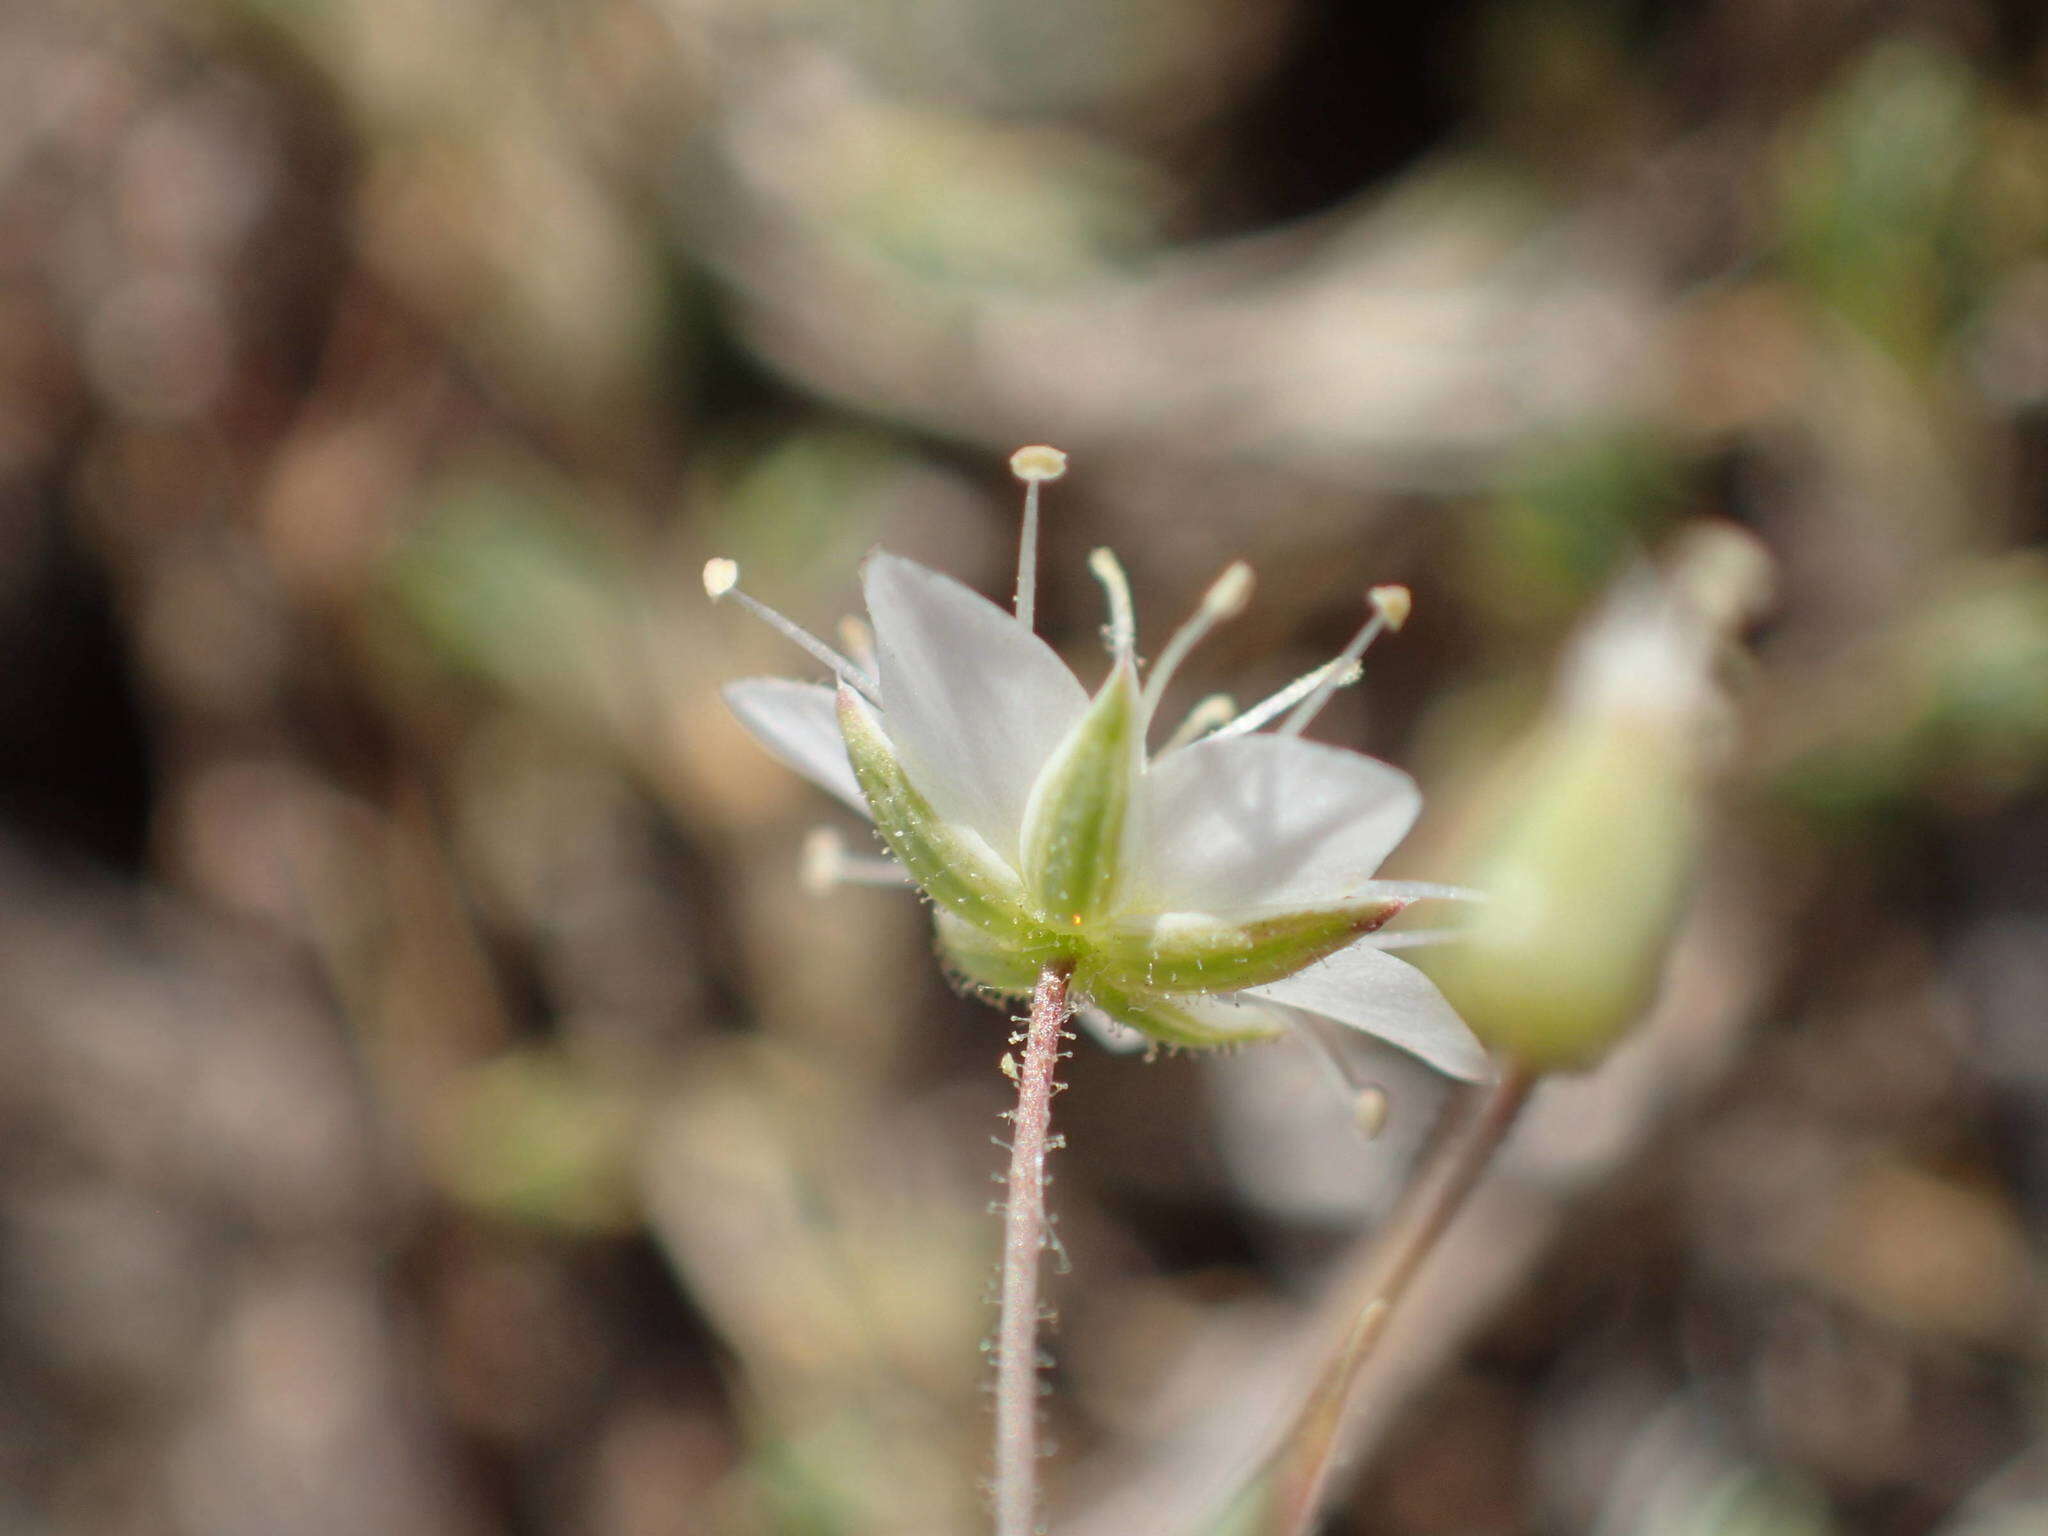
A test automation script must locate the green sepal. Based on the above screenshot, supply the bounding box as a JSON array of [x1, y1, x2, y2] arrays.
[[836, 688, 1036, 940], [1019, 659, 1140, 927], [933, 909, 1070, 997], [1077, 975, 1289, 1049], [1092, 899, 1407, 994]]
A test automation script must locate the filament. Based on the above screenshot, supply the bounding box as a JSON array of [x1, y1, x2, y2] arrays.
[[801, 828, 914, 892], [1087, 548, 1137, 660], [1141, 560, 1253, 718], [1208, 658, 1361, 740], [1009, 445, 1067, 632], [1277, 585, 1410, 738], [1291, 1013, 1393, 1142], [702, 559, 881, 703]]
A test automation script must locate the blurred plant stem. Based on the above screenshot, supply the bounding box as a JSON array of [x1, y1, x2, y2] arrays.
[[995, 961, 1075, 1536], [1256, 1061, 1536, 1536]]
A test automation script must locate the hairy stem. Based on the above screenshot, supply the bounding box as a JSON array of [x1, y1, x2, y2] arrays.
[[993, 961, 1075, 1536], [1259, 1062, 1536, 1536]]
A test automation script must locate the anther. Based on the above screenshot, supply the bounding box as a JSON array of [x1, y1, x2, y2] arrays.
[[1161, 692, 1238, 752], [1142, 560, 1254, 718], [1292, 1014, 1395, 1143], [1277, 584, 1413, 738], [1010, 445, 1068, 483], [1352, 1085, 1391, 1140], [1010, 445, 1067, 631], [838, 614, 877, 676], [1369, 583, 1412, 631], [1087, 547, 1137, 659], [701, 558, 881, 703]]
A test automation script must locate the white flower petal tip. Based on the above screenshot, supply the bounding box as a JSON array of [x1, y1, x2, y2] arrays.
[[1368, 583, 1412, 631], [862, 551, 1088, 859], [1248, 945, 1492, 1081], [1009, 445, 1068, 482], [1128, 734, 1422, 915], [721, 678, 871, 816], [702, 558, 739, 600]]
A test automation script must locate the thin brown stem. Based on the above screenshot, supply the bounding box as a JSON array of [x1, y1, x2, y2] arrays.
[[993, 960, 1075, 1536], [1259, 1062, 1536, 1536]]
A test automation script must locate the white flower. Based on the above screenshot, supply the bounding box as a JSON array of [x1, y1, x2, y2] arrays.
[[710, 450, 1488, 1079]]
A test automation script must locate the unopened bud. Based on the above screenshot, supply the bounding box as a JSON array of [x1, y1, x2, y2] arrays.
[[1425, 530, 1767, 1071]]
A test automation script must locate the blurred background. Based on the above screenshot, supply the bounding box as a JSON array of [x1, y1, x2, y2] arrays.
[[3, 0, 2047, 1532]]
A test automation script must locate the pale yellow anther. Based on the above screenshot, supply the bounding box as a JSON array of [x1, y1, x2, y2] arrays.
[[702, 557, 740, 600], [1203, 561, 1255, 621], [1369, 584, 1412, 632], [838, 614, 877, 673], [701, 557, 881, 702], [1161, 692, 1238, 751], [800, 827, 844, 894], [1009, 445, 1068, 483], [1352, 1085, 1391, 1140]]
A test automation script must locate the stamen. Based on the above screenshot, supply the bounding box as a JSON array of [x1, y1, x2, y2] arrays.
[[1207, 658, 1362, 740], [800, 827, 913, 893], [1292, 1013, 1393, 1142], [702, 558, 882, 703], [838, 615, 877, 676], [1009, 445, 1067, 631], [1141, 560, 1253, 718], [1277, 583, 1411, 738], [1352, 1085, 1392, 1139], [1160, 693, 1238, 752], [1087, 547, 1136, 659]]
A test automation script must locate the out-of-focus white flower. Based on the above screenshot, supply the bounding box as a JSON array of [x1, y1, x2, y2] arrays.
[[708, 448, 1486, 1079]]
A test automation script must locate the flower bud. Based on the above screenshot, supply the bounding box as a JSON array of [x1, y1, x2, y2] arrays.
[[1426, 525, 1769, 1071]]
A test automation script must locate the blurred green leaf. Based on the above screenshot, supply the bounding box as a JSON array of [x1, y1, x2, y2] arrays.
[[1468, 425, 1686, 631], [435, 1050, 645, 1232], [1778, 42, 1984, 368], [1772, 556, 2048, 821], [384, 467, 643, 729]]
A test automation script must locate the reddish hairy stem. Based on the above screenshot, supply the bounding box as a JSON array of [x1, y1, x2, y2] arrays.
[[993, 961, 1075, 1536]]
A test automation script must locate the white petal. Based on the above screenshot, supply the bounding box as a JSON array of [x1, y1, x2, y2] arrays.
[[864, 553, 1089, 863], [721, 679, 870, 816], [1127, 734, 1421, 914], [1246, 944, 1490, 1080]]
